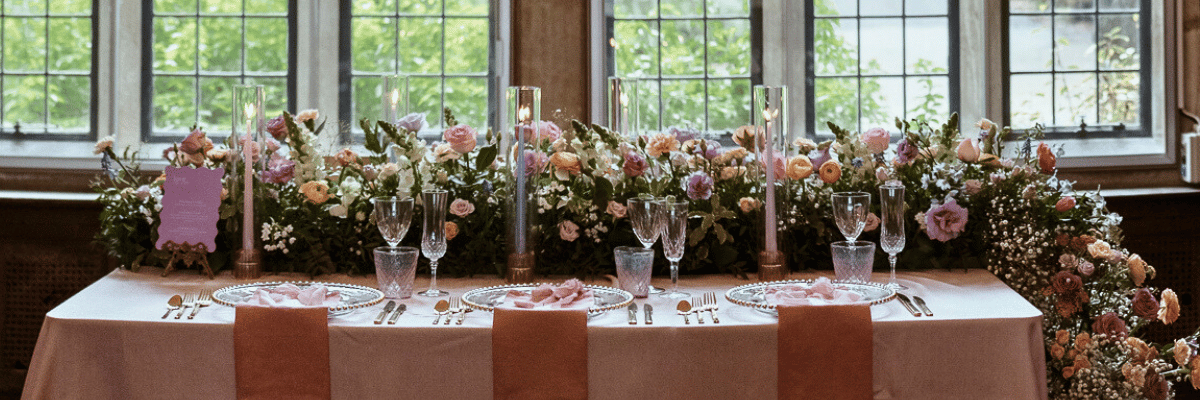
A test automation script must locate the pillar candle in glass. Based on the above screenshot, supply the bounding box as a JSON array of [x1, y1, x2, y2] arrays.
[[608, 77, 639, 139], [232, 84, 265, 279], [753, 85, 788, 280], [382, 75, 410, 162], [504, 86, 541, 283]]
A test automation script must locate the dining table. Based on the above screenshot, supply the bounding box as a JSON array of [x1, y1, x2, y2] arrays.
[[21, 266, 1047, 400]]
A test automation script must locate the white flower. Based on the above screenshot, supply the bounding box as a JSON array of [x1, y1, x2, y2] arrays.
[[93, 136, 115, 155], [329, 204, 348, 218]]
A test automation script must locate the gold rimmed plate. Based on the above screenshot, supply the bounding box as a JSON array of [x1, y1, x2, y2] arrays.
[[212, 281, 385, 317], [461, 283, 634, 317], [725, 279, 896, 316]]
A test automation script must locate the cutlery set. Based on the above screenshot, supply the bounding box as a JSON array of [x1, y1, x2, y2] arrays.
[[432, 297, 470, 325], [675, 292, 721, 324], [627, 303, 654, 325], [161, 290, 212, 320], [373, 300, 411, 324], [895, 293, 933, 317]]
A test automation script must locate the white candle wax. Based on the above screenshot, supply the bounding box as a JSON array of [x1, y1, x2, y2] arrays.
[[242, 134, 254, 251], [514, 124, 528, 252], [763, 119, 777, 253]]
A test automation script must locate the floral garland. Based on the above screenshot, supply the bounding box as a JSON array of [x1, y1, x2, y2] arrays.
[[93, 110, 1200, 398]]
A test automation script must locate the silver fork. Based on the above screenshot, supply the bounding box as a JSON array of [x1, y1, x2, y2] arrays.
[[693, 296, 704, 324], [175, 293, 196, 319], [445, 297, 459, 325], [188, 290, 213, 319], [704, 292, 720, 324]]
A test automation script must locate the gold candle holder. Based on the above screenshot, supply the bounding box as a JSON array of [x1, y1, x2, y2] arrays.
[[757, 250, 787, 282], [232, 248, 263, 279], [506, 252, 535, 284]]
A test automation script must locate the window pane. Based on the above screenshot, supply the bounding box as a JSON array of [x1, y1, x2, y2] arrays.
[[859, 77, 903, 130], [353, 76, 383, 128], [860, 18, 903, 75], [4, 18, 47, 71], [906, 75, 949, 123], [155, 0, 193, 14], [907, 1, 946, 16], [446, 0, 487, 16], [1011, 0, 1051, 13], [814, 0, 856, 17], [660, 79, 705, 130], [444, 18, 487, 74], [615, 0, 657, 19], [707, 19, 750, 76], [707, 0, 748, 18], [48, 75, 90, 132], [54, 0, 92, 15], [814, 77, 859, 134], [409, 77, 442, 129], [660, 20, 705, 76], [660, 0, 703, 18], [636, 79, 661, 131], [199, 17, 243, 72], [245, 0, 287, 14], [1010, 74, 1053, 128], [613, 20, 659, 77], [398, 17, 443, 74], [1098, 14, 1139, 70], [1099, 72, 1138, 125], [706, 78, 750, 132], [198, 77, 237, 134], [1054, 0, 1095, 12], [245, 76, 288, 118], [245, 18, 288, 73], [398, 0, 440, 15], [1099, 0, 1138, 11], [813, 18, 858, 76], [1008, 15, 1052, 72], [353, 17, 397, 73], [859, 0, 902, 17], [153, 76, 196, 132], [353, 0, 396, 15], [48, 18, 92, 73], [906, 18, 949, 75], [445, 77, 488, 128], [6, 0, 45, 14], [4, 76, 46, 128], [153, 17, 197, 72], [1053, 14, 1096, 71], [201, 0, 240, 14]]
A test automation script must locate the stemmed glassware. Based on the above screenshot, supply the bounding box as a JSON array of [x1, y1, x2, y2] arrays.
[[373, 197, 414, 248], [659, 199, 690, 299], [831, 192, 871, 242], [878, 182, 908, 290], [419, 189, 449, 297], [627, 195, 665, 293]]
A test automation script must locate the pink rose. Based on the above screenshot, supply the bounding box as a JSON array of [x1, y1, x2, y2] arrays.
[[1091, 312, 1128, 339], [623, 151, 648, 177], [261, 153, 296, 184], [265, 137, 281, 153], [237, 134, 262, 164], [180, 128, 209, 155], [1131, 288, 1159, 320], [875, 167, 890, 182], [537, 120, 562, 143], [1077, 260, 1094, 276], [863, 213, 880, 232], [558, 220, 580, 242], [449, 199, 475, 217], [861, 127, 890, 154], [1056, 196, 1076, 212], [606, 201, 626, 219], [443, 124, 478, 153], [924, 199, 969, 242], [444, 221, 459, 241], [956, 138, 980, 162], [266, 115, 288, 140], [963, 179, 983, 195], [522, 150, 548, 177]]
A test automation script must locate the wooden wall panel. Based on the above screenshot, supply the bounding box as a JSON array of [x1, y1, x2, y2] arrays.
[[511, 0, 591, 126]]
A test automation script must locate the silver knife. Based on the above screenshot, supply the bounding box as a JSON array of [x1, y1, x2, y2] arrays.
[[912, 296, 933, 317], [387, 303, 407, 325], [895, 293, 921, 317], [644, 304, 654, 325], [374, 301, 396, 324], [628, 303, 638, 325]]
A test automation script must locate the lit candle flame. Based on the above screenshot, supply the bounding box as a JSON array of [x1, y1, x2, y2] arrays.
[[243, 103, 256, 120], [518, 106, 531, 124], [390, 89, 400, 108], [762, 108, 778, 122], [619, 93, 628, 107]]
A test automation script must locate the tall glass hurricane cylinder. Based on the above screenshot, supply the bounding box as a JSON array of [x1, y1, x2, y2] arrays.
[[608, 77, 639, 139], [504, 86, 541, 282], [232, 85, 264, 279], [752, 85, 787, 253]]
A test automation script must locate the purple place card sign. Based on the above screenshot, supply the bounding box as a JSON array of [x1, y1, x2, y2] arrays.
[[156, 166, 225, 252]]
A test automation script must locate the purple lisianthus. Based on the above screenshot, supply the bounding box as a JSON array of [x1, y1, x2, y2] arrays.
[[691, 142, 721, 160], [667, 126, 699, 143], [261, 154, 295, 184], [623, 151, 648, 177], [684, 171, 715, 200], [396, 113, 426, 133], [808, 147, 831, 168], [266, 115, 288, 140], [522, 150, 548, 177], [924, 199, 969, 242], [896, 139, 919, 164]]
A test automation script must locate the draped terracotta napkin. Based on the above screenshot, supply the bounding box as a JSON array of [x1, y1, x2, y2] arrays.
[[234, 306, 331, 400], [777, 304, 872, 400], [492, 308, 588, 400]]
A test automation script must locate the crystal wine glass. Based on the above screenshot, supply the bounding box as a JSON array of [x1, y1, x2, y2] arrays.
[[879, 182, 908, 290], [831, 192, 870, 241], [419, 189, 449, 297], [658, 199, 690, 299], [373, 197, 414, 248], [627, 195, 666, 293]]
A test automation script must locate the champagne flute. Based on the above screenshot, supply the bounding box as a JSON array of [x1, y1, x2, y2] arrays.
[[831, 192, 870, 241], [627, 195, 666, 293], [658, 199, 690, 299], [419, 189, 449, 297], [373, 197, 414, 248], [879, 182, 908, 290]]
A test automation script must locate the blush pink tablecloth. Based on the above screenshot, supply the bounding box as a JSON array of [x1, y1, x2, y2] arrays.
[[21, 267, 1046, 400]]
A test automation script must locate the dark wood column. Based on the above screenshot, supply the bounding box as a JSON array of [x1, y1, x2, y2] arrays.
[[510, 0, 591, 126]]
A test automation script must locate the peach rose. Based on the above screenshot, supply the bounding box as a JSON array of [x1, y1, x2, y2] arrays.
[[1176, 339, 1193, 367], [1160, 289, 1180, 324], [861, 127, 890, 154], [1050, 344, 1065, 360], [549, 152, 582, 174], [738, 197, 761, 213], [93, 136, 114, 155], [645, 132, 680, 157], [1087, 240, 1114, 260], [956, 138, 980, 162], [206, 148, 229, 161], [1127, 254, 1147, 286], [1056, 329, 1070, 345], [299, 181, 330, 204], [1062, 366, 1075, 379], [786, 156, 814, 180], [720, 166, 746, 181], [335, 148, 360, 167], [443, 124, 478, 153], [606, 201, 626, 219], [1074, 332, 1091, 349], [1191, 358, 1200, 390], [863, 213, 880, 232], [295, 109, 319, 123], [1037, 142, 1056, 174], [434, 143, 459, 162], [1056, 196, 1076, 212], [818, 160, 841, 183], [449, 199, 475, 217], [444, 221, 459, 241]]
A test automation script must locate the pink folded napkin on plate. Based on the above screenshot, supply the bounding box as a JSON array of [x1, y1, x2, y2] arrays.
[[234, 306, 331, 400], [777, 304, 872, 400], [244, 283, 341, 308], [499, 279, 595, 310], [492, 308, 588, 400], [768, 277, 862, 306]]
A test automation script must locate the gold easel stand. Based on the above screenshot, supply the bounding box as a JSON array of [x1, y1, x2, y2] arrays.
[[162, 241, 215, 279], [757, 250, 787, 282], [506, 252, 535, 284], [232, 248, 263, 279]]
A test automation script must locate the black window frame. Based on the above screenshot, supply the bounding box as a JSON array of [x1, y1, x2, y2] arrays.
[[140, 0, 296, 142], [0, 0, 100, 141], [804, 0, 961, 136]]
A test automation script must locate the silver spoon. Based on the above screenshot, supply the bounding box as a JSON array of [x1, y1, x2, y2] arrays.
[[161, 295, 182, 319], [432, 300, 449, 325], [676, 300, 691, 325]]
